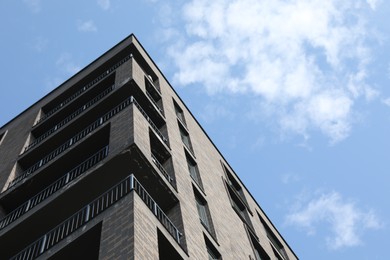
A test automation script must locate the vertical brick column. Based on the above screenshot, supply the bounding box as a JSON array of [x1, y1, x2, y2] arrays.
[[99, 192, 135, 259]]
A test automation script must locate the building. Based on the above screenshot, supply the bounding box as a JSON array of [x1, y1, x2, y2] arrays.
[[0, 34, 298, 260]]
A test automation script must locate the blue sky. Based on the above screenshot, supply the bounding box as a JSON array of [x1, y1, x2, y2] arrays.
[[1, 0, 389, 259]]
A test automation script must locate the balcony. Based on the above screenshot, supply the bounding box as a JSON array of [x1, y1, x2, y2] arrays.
[[10, 174, 183, 260], [26, 84, 116, 153], [34, 53, 133, 126], [0, 147, 108, 231], [10, 111, 114, 190], [132, 97, 169, 147], [151, 153, 175, 188]]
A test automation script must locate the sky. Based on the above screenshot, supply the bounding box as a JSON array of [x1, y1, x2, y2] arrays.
[[0, 0, 389, 259]]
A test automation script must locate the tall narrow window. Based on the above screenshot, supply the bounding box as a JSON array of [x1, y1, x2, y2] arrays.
[[247, 228, 270, 260], [173, 100, 186, 126], [204, 235, 221, 260], [223, 164, 249, 206], [228, 188, 252, 228], [194, 188, 216, 238], [186, 152, 203, 189], [258, 212, 289, 260], [223, 163, 254, 230], [179, 125, 193, 153]]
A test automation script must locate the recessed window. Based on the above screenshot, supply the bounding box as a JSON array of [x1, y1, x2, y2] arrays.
[[186, 152, 203, 189], [247, 228, 270, 260], [179, 124, 193, 153], [258, 212, 289, 260], [204, 235, 221, 260], [223, 164, 249, 206], [173, 100, 186, 126], [227, 187, 253, 228], [194, 188, 216, 238]]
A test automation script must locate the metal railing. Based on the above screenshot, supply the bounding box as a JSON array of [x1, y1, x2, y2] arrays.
[[131, 97, 169, 147], [144, 71, 161, 94], [9, 96, 169, 192], [151, 154, 174, 186], [11, 174, 182, 260], [25, 85, 115, 153], [0, 146, 109, 230], [35, 53, 133, 126], [145, 91, 164, 115], [9, 96, 134, 190]]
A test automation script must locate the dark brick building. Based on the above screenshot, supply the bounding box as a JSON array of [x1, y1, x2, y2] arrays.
[[0, 35, 298, 259]]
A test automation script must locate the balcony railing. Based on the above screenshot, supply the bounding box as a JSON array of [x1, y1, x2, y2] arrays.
[[25, 84, 116, 153], [151, 154, 175, 187], [0, 146, 109, 230], [10, 174, 183, 260], [8, 96, 169, 192], [145, 91, 164, 115], [131, 97, 169, 147], [35, 53, 133, 126]]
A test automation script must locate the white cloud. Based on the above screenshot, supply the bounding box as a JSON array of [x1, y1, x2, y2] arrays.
[[366, 0, 381, 10], [281, 173, 300, 184], [164, 0, 379, 143], [382, 97, 390, 107], [77, 20, 98, 32], [286, 191, 382, 250], [56, 53, 81, 75], [23, 0, 42, 13], [45, 54, 81, 91], [97, 0, 110, 10]]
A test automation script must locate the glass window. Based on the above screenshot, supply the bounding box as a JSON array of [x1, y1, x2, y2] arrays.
[[179, 125, 193, 153], [186, 152, 203, 188], [173, 100, 186, 125]]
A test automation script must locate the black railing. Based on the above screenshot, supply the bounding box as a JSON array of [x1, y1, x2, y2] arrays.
[[145, 91, 164, 115], [151, 154, 175, 187], [35, 53, 133, 126], [131, 97, 169, 147], [10, 175, 182, 260], [25, 85, 115, 153], [8, 96, 169, 192], [0, 147, 109, 230], [144, 72, 161, 94]]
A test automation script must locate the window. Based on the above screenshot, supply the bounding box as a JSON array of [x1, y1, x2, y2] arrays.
[[186, 152, 203, 189], [228, 188, 253, 228], [223, 164, 249, 206], [258, 213, 289, 260], [247, 228, 270, 260], [179, 124, 193, 153], [223, 163, 254, 230], [194, 188, 216, 237], [173, 100, 186, 126], [204, 235, 221, 260]]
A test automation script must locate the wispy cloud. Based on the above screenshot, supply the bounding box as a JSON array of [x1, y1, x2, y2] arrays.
[[285, 191, 382, 250], [77, 20, 98, 32], [164, 0, 380, 143], [45, 53, 81, 91], [56, 53, 81, 75], [23, 0, 42, 13], [382, 97, 390, 107], [97, 0, 111, 10], [32, 37, 48, 52]]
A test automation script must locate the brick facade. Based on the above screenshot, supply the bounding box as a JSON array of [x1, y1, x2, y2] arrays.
[[0, 34, 297, 260]]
